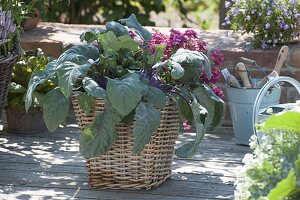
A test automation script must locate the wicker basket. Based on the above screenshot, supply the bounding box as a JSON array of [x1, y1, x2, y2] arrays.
[[71, 94, 179, 190], [0, 53, 19, 117]]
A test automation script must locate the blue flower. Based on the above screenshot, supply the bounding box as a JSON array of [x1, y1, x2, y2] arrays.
[[245, 15, 251, 21], [261, 43, 268, 49], [265, 22, 271, 29], [225, 1, 232, 8], [267, 10, 273, 16], [284, 24, 290, 30]]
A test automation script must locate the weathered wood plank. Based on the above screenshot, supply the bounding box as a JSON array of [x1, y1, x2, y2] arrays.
[[0, 169, 235, 186], [0, 124, 245, 199], [0, 181, 234, 199]]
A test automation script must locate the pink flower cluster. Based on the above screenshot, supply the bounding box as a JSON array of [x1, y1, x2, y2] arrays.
[[150, 29, 224, 98], [150, 29, 207, 60]]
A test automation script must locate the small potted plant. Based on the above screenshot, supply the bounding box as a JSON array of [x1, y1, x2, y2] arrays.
[[6, 48, 55, 133], [0, 2, 22, 117], [25, 14, 225, 189], [224, 0, 300, 49], [21, 0, 40, 31]]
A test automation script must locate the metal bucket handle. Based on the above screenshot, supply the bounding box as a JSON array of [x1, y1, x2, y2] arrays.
[[252, 76, 300, 139], [233, 57, 268, 82]]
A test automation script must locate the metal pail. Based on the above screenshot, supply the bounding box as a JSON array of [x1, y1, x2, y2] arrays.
[[226, 86, 281, 145]]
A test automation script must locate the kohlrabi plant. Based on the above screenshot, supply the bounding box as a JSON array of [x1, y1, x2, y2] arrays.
[[25, 14, 225, 159], [235, 111, 300, 200]]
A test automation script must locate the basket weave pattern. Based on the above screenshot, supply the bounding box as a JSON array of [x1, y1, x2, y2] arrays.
[[72, 95, 179, 189], [0, 53, 19, 116]]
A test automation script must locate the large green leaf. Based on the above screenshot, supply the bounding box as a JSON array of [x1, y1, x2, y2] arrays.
[[175, 96, 193, 126], [169, 61, 185, 80], [98, 31, 120, 53], [147, 45, 165, 65], [175, 98, 206, 158], [80, 28, 105, 43], [133, 102, 161, 154], [106, 73, 143, 116], [43, 89, 70, 132], [143, 86, 166, 109], [56, 61, 93, 98], [32, 92, 45, 107], [82, 77, 107, 97], [152, 61, 168, 73], [259, 112, 300, 132], [268, 169, 297, 199], [171, 49, 211, 82], [25, 60, 57, 112], [118, 35, 140, 51], [79, 102, 121, 158], [193, 85, 225, 131], [77, 93, 95, 115], [57, 44, 99, 64], [119, 14, 152, 42], [105, 21, 129, 37], [98, 31, 139, 56]]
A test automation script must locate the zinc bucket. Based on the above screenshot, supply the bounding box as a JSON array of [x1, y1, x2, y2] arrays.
[[226, 86, 281, 145]]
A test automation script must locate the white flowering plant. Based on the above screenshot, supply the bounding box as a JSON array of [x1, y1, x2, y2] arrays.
[[235, 111, 300, 199], [224, 0, 300, 49]]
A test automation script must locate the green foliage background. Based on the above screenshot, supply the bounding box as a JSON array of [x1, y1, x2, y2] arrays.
[[34, 0, 219, 29]]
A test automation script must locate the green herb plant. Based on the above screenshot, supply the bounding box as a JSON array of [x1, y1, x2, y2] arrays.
[[7, 48, 55, 110], [235, 111, 300, 200], [0, 0, 36, 57], [25, 14, 225, 159]]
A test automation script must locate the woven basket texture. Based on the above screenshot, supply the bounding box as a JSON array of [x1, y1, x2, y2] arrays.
[[0, 53, 19, 117], [71, 94, 179, 190]]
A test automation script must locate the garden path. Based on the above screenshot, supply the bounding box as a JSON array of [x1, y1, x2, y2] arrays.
[[0, 117, 250, 200]]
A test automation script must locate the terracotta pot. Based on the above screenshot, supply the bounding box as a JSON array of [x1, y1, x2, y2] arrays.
[[22, 9, 40, 31], [5, 107, 46, 134]]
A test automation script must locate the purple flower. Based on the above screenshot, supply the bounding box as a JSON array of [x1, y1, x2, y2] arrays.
[[0, 10, 16, 40], [280, 21, 286, 29], [267, 10, 273, 16], [265, 22, 271, 29], [232, 8, 240, 16], [243, 43, 252, 52], [128, 30, 136, 38], [295, 13, 300, 18], [239, 26, 245, 31], [251, 10, 256, 14], [245, 15, 251, 21], [225, 16, 231, 24], [225, 1, 231, 8], [284, 24, 290, 30], [261, 43, 268, 49], [212, 85, 224, 99], [210, 50, 224, 66], [200, 67, 222, 85]]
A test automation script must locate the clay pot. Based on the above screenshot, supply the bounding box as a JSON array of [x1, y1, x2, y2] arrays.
[[5, 107, 46, 134], [22, 9, 40, 31]]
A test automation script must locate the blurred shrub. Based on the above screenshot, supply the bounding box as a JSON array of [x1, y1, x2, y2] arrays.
[[35, 0, 219, 28]]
